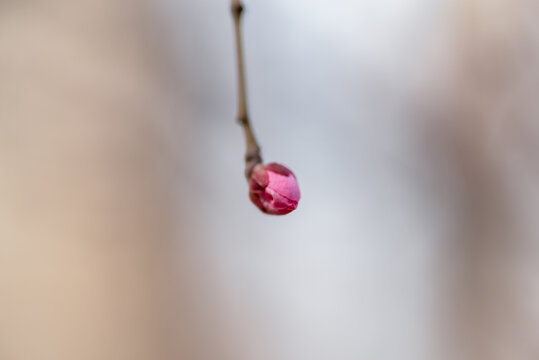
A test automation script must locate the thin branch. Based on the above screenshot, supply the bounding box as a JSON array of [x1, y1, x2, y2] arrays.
[[231, 0, 262, 178]]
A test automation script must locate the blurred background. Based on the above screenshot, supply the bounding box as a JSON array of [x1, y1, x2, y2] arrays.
[[1, 0, 539, 359]]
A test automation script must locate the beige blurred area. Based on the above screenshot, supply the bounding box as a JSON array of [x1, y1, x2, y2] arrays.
[[0, 1, 192, 359], [1, 0, 539, 360]]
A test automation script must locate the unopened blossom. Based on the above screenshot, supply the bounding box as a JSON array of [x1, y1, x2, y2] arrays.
[[249, 163, 300, 215]]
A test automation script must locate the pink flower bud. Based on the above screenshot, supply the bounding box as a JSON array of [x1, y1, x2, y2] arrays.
[[249, 163, 301, 215]]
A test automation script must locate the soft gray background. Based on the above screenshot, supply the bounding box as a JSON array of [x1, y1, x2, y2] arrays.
[[158, 0, 442, 358], [156, 1, 539, 359]]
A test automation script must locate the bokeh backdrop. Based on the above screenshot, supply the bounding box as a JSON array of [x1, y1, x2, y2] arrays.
[[1, 1, 539, 359]]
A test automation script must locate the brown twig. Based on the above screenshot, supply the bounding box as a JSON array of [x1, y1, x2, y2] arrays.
[[231, 0, 262, 179]]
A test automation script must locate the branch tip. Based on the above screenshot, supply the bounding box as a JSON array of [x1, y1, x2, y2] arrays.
[[231, 1, 244, 18]]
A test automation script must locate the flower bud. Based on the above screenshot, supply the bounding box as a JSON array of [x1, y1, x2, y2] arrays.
[[249, 163, 300, 215]]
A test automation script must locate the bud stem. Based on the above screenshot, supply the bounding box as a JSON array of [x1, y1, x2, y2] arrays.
[[231, 0, 262, 178]]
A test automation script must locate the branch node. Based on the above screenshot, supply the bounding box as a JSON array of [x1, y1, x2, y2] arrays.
[[237, 115, 248, 125]]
